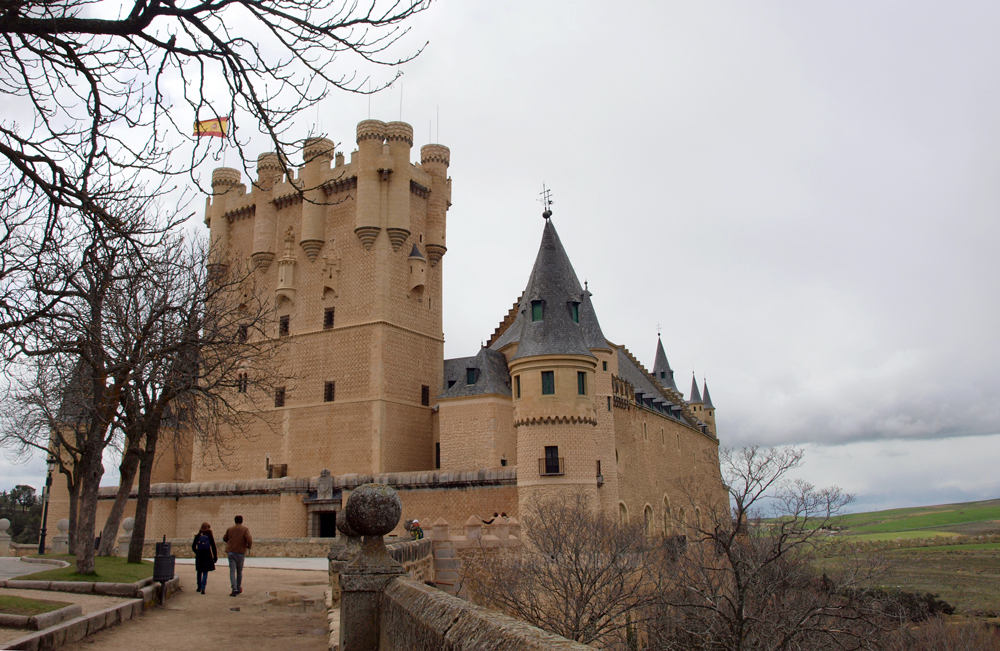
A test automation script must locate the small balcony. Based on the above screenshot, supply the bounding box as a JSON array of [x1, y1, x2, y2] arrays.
[[538, 457, 564, 476]]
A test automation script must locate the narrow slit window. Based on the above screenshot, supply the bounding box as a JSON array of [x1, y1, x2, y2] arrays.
[[607, 395, 611, 411], [237, 372, 248, 393], [603, 361, 608, 371], [421, 385, 430, 406], [577, 371, 586, 395], [570, 302, 579, 323], [279, 315, 290, 337], [515, 375, 521, 399], [435, 442, 440, 469], [274, 387, 286, 408], [324, 381, 335, 403], [324, 307, 335, 330], [541, 371, 555, 395]]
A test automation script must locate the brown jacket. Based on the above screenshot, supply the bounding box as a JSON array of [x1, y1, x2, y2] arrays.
[[223, 524, 252, 554]]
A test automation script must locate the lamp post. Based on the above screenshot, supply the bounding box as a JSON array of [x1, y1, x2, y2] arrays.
[[38, 453, 56, 555]]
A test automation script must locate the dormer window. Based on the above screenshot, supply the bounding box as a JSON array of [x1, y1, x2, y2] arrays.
[[466, 368, 478, 385], [570, 302, 579, 323], [531, 300, 544, 322]]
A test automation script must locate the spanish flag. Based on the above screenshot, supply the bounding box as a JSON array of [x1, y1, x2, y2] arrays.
[[194, 117, 229, 138]]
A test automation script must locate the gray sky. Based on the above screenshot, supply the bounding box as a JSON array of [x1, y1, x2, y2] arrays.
[[4, 1, 999, 512]]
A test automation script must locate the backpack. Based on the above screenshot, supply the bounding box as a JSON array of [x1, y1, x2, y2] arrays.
[[195, 534, 211, 552]]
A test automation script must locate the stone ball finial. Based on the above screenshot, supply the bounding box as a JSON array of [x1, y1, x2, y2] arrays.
[[57, 518, 69, 533], [336, 514, 360, 538], [122, 517, 135, 533], [344, 483, 400, 537], [0, 518, 9, 533]]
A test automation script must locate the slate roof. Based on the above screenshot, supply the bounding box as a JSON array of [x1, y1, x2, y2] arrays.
[[491, 219, 604, 360], [702, 380, 714, 409], [652, 336, 678, 391], [408, 243, 424, 259], [689, 375, 703, 403], [615, 347, 685, 421], [438, 347, 512, 399]]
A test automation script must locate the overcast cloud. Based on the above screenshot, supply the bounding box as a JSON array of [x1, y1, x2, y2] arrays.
[[3, 1, 998, 511]]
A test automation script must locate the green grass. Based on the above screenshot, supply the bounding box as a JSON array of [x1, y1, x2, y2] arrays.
[[843, 530, 961, 542], [0, 595, 72, 617], [830, 499, 1000, 536], [16, 555, 153, 583]]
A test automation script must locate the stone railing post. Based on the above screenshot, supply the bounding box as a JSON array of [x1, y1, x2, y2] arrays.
[[117, 517, 134, 558], [339, 483, 406, 651], [328, 515, 363, 605], [0, 518, 10, 557], [432, 517, 449, 542], [464, 515, 482, 541], [51, 518, 69, 555]]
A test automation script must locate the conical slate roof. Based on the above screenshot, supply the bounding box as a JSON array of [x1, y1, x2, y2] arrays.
[[702, 380, 714, 409], [408, 243, 425, 259], [652, 336, 677, 391], [491, 219, 602, 360], [689, 374, 703, 403]]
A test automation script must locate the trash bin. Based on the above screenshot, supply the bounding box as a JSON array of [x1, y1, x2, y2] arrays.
[[153, 536, 175, 584]]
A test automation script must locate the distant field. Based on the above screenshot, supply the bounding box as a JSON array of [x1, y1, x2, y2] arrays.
[[815, 498, 1000, 615], [830, 498, 1000, 537]]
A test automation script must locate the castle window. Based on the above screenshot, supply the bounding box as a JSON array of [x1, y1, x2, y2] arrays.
[[237, 325, 248, 343], [577, 371, 586, 395], [515, 375, 521, 399], [466, 368, 478, 385], [541, 371, 555, 395], [501, 458, 507, 467], [541, 446, 562, 475], [237, 372, 248, 393], [570, 302, 579, 323], [435, 442, 440, 469], [531, 300, 543, 322], [603, 361, 608, 371], [324, 307, 335, 330], [324, 381, 335, 403], [447, 380, 456, 389], [660, 371, 666, 379], [421, 385, 430, 406], [279, 315, 290, 337], [607, 396, 611, 411], [274, 387, 285, 408]]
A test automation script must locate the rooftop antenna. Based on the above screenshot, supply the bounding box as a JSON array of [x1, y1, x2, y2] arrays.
[[539, 184, 554, 219], [436, 105, 439, 143], [368, 79, 371, 119], [657, 322, 662, 337], [399, 79, 403, 121]]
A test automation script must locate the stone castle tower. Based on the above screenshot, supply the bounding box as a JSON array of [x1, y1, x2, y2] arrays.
[[199, 119, 451, 479]]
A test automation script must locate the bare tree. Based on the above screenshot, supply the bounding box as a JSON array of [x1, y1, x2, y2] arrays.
[[463, 492, 667, 650], [648, 446, 893, 651]]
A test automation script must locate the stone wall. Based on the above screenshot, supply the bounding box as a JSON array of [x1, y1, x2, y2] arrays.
[[379, 577, 594, 650], [387, 538, 434, 583]]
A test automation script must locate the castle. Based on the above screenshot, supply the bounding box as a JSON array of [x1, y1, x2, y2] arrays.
[[50, 119, 726, 542]]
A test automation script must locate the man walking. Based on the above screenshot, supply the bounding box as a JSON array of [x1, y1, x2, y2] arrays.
[[223, 515, 252, 597]]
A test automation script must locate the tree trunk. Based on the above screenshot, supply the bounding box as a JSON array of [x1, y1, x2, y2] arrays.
[[74, 449, 105, 575], [97, 441, 142, 556], [127, 430, 158, 564], [65, 477, 79, 555]]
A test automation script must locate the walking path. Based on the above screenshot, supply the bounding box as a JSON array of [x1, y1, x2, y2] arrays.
[[0, 557, 47, 581], [58, 566, 331, 651]]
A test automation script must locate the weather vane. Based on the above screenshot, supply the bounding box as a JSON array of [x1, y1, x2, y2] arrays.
[[657, 322, 661, 337], [539, 184, 554, 219]]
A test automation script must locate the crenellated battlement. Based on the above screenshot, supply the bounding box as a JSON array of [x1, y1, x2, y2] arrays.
[[211, 167, 242, 188], [356, 119, 387, 142], [303, 137, 336, 164], [385, 121, 413, 145], [420, 144, 450, 167]]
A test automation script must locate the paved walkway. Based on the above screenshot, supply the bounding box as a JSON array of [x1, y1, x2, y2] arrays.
[[173, 556, 328, 571], [59, 567, 331, 651], [0, 557, 49, 581]]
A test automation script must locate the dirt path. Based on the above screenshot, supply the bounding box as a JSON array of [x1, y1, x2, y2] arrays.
[[59, 567, 331, 651]]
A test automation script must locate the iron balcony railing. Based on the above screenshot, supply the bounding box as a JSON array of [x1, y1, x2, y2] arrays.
[[539, 457, 565, 476]]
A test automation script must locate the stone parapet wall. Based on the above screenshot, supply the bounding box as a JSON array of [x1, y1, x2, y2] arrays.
[[387, 538, 434, 583], [379, 577, 594, 650], [143, 537, 335, 558]]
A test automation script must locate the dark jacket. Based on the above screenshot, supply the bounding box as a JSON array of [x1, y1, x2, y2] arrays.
[[192, 530, 218, 572]]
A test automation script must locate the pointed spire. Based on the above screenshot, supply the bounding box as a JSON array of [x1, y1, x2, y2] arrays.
[[491, 219, 601, 360], [702, 380, 714, 409], [689, 374, 702, 403], [408, 243, 424, 259], [652, 336, 677, 391]]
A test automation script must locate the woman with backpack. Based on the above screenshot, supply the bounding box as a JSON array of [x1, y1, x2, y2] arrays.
[[191, 522, 218, 594]]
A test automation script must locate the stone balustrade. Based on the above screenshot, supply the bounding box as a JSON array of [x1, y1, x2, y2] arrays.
[[337, 483, 592, 651]]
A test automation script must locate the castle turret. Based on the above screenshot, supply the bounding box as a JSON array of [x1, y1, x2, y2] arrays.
[[206, 167, 243, 268], [299, 137, 335, 261], [420, 144, 450, 265], [251, 152, 284, 270], [384, 122, 413, 252], [354, 120, 386, 249], [407, 243, 426, 294], [492, 217, 603, 513], [689, 374, 702, 404], [653, 336, 678, 391], [701, 380, 716, 436]]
